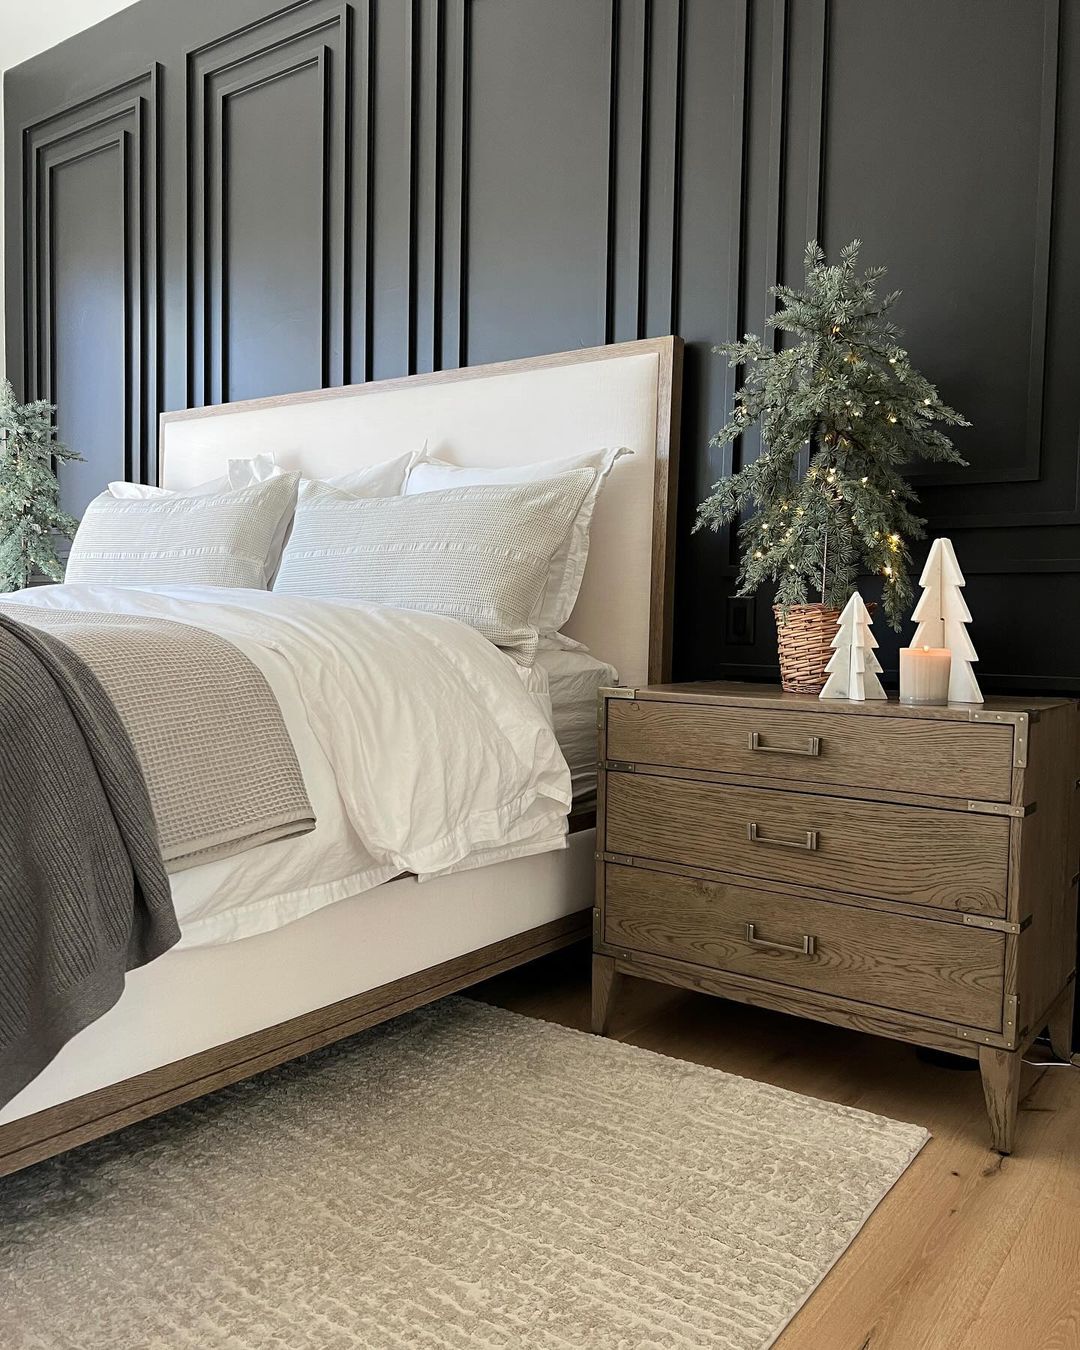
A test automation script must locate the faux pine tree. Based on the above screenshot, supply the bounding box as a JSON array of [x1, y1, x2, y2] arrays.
[[0, 380, 83, 591], [695, 240, 971, 630], [819, 592, 886, 701]]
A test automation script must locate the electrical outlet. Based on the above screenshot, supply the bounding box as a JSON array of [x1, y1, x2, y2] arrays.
[[724, 596, 756, 646]]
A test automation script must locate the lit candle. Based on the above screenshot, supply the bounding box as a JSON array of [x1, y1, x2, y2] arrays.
[[899, 646, 952, 706]]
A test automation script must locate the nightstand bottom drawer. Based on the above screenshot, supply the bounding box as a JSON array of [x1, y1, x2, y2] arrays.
[[604, 864, 1005, 1030]]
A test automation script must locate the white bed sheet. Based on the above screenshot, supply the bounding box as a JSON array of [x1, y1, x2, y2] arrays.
[[8, 584, 572, 948], [534, 642, 619, 799]]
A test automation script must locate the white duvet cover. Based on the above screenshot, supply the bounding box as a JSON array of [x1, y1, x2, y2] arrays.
[[8, 584, 571, 947]]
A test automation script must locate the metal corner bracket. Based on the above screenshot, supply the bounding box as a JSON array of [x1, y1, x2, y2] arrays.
[[956, 994, 1020, 1048], [966, 799, 1031, 818], [970, 709, 1029, 767], [961, 913, 1029, 935]]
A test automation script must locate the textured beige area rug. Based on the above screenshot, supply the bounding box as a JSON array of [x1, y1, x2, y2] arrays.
[[0, 997, 927, 1349]]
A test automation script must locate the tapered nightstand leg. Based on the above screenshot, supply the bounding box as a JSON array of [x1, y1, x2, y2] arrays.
[[591, 954, 621, 1035], [979, 1045, 1022, 1154], [1047, 981, 1076, 1062]]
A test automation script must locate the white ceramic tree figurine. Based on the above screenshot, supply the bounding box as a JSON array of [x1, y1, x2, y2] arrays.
[[911, 538, 983, 703], [820, 592, 887, 701]]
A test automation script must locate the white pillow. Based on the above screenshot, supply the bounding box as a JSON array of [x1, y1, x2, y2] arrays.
[[273, 471, 595, 663], [404, 446, 630, 633], [67, 473, 301, 590], [299, 448, 423, 499], [107, 453, 282, 500], [108, 450, 419, 578]]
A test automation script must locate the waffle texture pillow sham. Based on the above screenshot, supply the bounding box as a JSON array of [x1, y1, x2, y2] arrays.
[[272, 471, 595, 663], [65, 473, 301, 589], [405, 446, 629, 634], [107, 455, 292, 579]]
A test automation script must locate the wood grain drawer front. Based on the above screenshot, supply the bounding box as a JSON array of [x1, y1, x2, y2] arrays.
[[606, 701, 1014, 801], [603, 864, 1005, 1030], [605, 774, 1009, 916]]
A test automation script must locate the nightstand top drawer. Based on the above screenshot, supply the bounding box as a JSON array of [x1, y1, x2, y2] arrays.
[[606, 696, 1015, 802]]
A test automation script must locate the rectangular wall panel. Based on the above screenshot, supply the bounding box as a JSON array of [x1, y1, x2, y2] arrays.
[[223, 61, 328, 402], [823, 0, 1056, 492], [49, 143, 129, 512], [464, 0, 611, 365], [15, 66, 159, 512], [186, 0, 351, 405]]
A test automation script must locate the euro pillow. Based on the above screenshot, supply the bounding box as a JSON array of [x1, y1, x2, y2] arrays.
[[404, 446, 630, 633], [66, 472, 301, 589], [300, 447, 423, 499], [273, 471, 595, 663], [107, 453, 282, 500]]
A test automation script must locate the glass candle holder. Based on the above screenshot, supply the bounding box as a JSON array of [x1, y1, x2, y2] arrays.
[[899, 646, 952, 705]]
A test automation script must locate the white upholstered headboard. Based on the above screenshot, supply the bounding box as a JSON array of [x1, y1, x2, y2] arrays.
[[160, 337, 682, 685]]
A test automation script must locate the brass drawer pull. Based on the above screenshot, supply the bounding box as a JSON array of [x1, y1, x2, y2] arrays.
[[746, 822, 819, 851], [747, 731, 821, 757], [744, 922, 817, 957]]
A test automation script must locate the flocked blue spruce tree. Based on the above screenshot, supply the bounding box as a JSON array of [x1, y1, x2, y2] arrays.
[[695, 240, 970, 628], [0, 380, 83, 592]]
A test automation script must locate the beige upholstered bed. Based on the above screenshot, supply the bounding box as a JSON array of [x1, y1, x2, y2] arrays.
[[0, 335, 682, 1175]]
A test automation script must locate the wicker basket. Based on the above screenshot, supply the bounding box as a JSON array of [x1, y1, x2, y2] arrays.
[[773, 602, 841, 694]]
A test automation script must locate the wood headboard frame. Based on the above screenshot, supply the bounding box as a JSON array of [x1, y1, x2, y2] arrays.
[[159, 336, 683, 683]]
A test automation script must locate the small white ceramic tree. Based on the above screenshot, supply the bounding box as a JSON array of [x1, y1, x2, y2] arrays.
[[820, 592, 887, 701], [911, 538, 982, 703]]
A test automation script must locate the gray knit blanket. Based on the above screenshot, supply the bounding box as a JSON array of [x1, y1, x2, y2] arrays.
[[0, 611, 181, 1111], [0, 604, 316, 871]]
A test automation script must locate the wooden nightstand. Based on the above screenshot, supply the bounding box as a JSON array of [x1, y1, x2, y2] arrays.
[[592, 682, 1080, 1153]]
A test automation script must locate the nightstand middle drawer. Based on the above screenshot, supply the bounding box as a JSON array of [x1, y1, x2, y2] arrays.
[[605, 772, 1009, 916]]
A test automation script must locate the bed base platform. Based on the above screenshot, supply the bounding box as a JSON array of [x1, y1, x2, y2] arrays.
[[0, 909, 589, 1179]]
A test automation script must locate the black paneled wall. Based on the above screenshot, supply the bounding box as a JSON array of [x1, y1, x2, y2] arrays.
[[5, 0, 1079, 692]]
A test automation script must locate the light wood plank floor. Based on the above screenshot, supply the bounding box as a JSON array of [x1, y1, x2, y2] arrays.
[[471, 946, 1080, 1350]]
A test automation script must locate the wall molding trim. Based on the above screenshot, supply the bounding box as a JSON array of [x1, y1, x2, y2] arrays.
[[20, 65, 160, 483], [4, 0, 1079, 691], [185, 0, 352, 406]]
